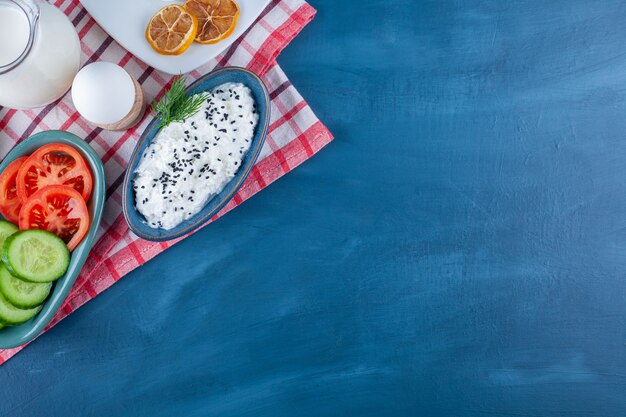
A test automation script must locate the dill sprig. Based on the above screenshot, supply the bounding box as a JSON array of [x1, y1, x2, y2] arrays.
[[151, 76, 208, 129]]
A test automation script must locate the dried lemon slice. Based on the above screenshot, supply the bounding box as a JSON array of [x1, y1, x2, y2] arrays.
[[183, 0, 240, 44], [146, 5, 198, 55]]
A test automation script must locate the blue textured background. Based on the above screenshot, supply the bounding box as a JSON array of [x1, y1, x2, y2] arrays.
[[2, 0, 626, 415]]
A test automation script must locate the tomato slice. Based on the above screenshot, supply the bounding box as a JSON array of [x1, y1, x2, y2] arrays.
[[19, 185, 90, 251], [16, 143, 93, 204], [0, 156, 29, 224]]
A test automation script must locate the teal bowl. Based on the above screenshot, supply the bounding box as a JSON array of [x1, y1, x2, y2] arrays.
[[0, 131, 105, 349], [122, 66, 270, 241]]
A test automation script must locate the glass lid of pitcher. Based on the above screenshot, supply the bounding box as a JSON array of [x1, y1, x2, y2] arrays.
[[0, 0, 39, 75]]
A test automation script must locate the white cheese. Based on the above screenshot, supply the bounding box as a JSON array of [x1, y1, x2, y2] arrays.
[[134, 82, 259, 230]]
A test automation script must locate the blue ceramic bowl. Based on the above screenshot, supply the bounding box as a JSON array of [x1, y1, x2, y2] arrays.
[[0, 131, 105, 349], [122, 67, 270, 241]]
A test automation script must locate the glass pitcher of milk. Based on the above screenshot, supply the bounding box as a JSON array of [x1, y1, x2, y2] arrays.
[[0, 0, 81, 109]]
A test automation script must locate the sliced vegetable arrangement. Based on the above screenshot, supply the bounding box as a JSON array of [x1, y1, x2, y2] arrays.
[[0, 143, 93, 328], [0, 157, 28, 224]]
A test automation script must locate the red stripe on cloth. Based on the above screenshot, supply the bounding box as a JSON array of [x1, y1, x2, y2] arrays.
[[269, 100, 308, 132], [0, 345, 23, 364], [272, 93, 310, 156], [118, 52, 134, 68], [101, 128, 138, 164], [1, 125, 21, 144], [60, 112, 81, 131], [263, 86, 308, 173], [298, 134, 314, 157], [0, 109, 17, 131], [77, 17, 97, 39], [83, 281, 98, 299], [104, 259, 122, 281], [21, 106, 54, 139], [125, 235, 146, 265], [251, 166, 268, 189], [273, 148, 291, 173], [277, 0, 296, 15], [65, 1, 79, 17], [217, 0, 277, 68], [69, 217, 127, 296], [248, 3, 316, 75], [55, 0, 79, 18]]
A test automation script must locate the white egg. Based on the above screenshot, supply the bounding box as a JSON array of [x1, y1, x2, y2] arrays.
[[71, 62, 135, 125]]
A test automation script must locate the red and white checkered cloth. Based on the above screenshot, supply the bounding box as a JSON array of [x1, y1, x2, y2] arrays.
[[0, 0, 332, 364]]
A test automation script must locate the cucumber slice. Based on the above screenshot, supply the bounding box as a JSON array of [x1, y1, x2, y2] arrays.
[[0, 220, 18, 249], [0, 265, 51, 309], [3, 230, 70, 283], [0, 291, 42, 325]]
